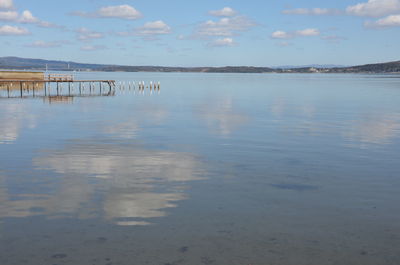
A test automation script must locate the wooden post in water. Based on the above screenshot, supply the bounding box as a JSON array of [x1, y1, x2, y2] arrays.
[[20, 81, 23, 97], [68, 82, 71, 95], [99, 82, 102, 94], [7, 84, 10, 98], [56, 82, 59, 96], [32, 82, 35, 97]]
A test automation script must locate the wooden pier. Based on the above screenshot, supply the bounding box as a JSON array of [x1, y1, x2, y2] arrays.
[[0, 73, 116, 99], [0, 73, 161, 99]]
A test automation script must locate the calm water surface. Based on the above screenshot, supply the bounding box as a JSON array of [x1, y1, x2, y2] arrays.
[[1, 73, 400, 265]]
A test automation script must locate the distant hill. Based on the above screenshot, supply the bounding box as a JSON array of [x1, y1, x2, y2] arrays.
[[0, 56, 399, 73], [275, 64, 346, 69], [0, 56, 108, 71], [327, 60, 400, 73], [0, 56, 275, 73], [100, 65, 275, 73]]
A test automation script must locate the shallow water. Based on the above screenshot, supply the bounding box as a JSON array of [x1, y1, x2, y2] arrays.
[[1, 72, 400, 265]]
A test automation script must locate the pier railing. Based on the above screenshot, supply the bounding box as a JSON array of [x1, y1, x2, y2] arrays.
[[46, 74, 74, 81]]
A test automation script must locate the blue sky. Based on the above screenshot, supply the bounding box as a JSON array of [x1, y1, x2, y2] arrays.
[[0, 0, 399, 66]]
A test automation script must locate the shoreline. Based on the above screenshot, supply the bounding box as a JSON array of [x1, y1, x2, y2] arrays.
[[1, 68, 400, 75]]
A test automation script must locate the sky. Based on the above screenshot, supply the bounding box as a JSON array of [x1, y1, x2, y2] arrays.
[[0, 0, 399, 67]]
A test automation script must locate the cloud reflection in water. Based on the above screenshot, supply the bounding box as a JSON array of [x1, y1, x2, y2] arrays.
[[196, 97, 249, 136], [269, 98, 400, 146], [0, 102, 37, 144], [0, 141, 204, 226], [343, 114, 400, 145]]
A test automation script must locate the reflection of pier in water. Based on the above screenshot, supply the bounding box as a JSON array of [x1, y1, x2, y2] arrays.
[[44, 96, 74, 104], [0, 74, 161, 99]]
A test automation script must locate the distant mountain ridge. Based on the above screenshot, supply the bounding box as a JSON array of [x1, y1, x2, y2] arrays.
[[0, 56, 399, 73]]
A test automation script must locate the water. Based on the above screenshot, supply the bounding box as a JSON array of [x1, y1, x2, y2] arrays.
[[1, 73, 400, 265]]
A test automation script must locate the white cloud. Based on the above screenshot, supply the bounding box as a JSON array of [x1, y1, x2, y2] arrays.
[[346, 0, 400, 17], [72, 5, 142, 20], [98, 5, 142, 19], [0, 24, 29, 35], [25, 40, 68, 48], [282, 8, 341, 15], [0, 9, 59, 28], [196, 16, 256, 37], [208, 37, 236, 47], [135, 20, 171, 36], [19, 10, 39, 23], [80, 45, 107, 51], [271, 28, 320, 39], [271, 30, 292, 39], [0, 10, 18, 21], [36, 21, 63, 28], [209, 7, 237, 17], [365, 14, 400, 27], [0, 0, 13, 10], [283, 1, 400, 18], [296, 28, 320, 36], [76, 27, 104, 41], [0, 10, 37, 23]]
